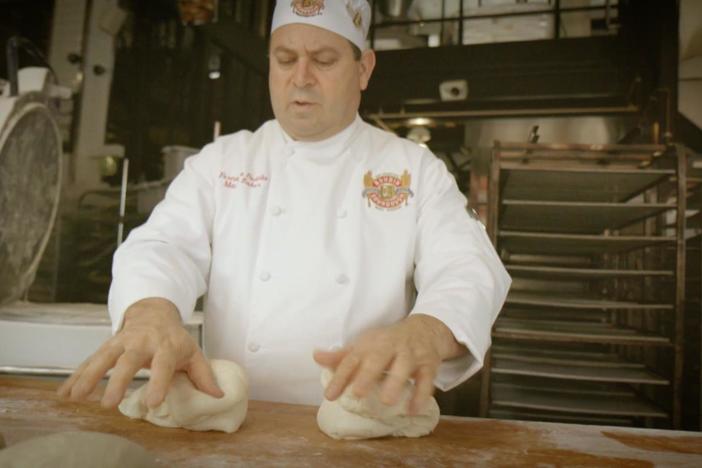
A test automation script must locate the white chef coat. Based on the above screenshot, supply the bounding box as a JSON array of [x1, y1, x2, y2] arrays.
[[108, 115, 511, 405]]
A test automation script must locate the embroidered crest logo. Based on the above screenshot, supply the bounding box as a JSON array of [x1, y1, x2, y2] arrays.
[[345, 2, 363, 30], [363, 170, 414, 210], [291, 0, 325, 17]]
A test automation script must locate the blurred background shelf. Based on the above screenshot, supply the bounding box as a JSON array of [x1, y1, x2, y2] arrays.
[[493, 317, 672, 346], [507, 264, 674, 279], [500, 165, 674, 203], [481, 141, 689, 429], [491, 381, 668, 419], [505, 291, 674, 311], [498, 231, 676, 256], [501, 200, 675, 234]]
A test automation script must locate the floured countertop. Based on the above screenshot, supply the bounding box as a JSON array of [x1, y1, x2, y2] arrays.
[[1, 376, 701, 467]]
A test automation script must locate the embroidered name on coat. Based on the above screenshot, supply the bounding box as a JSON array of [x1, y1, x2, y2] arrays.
[[363, 170, 414, 210], [219, 171, 268, 189]]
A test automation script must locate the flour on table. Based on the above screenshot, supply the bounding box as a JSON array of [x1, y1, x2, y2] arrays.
[[119, 359, 248, 433], [317, 368, 440, 440], [0, 431, 157, 468]]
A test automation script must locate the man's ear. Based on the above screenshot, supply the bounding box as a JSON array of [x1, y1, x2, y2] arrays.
[[358, 49, 376, 91]]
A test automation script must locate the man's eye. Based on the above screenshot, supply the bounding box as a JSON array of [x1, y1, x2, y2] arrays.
[[315, 58, 336, 67], [277, 57, 295, 65]]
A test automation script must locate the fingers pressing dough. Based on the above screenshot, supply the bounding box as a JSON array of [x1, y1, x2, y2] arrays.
[[316, 368, 440, 440], [119, 359, 248, 433]]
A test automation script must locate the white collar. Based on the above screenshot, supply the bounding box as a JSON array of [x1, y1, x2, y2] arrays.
[[279, 114, 362, 159]]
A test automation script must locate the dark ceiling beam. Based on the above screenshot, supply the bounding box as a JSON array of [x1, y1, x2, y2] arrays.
[[362, 36, 637, 114]]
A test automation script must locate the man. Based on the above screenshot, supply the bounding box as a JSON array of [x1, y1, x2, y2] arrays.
[[59, 0, 511, 416]]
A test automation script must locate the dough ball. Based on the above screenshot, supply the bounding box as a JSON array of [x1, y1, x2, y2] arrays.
[[0, 431, 157, 468], [317, 368, 440, 440], [119, 359, 247, 433]]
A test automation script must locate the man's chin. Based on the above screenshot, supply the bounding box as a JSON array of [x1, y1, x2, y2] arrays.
[[283, 122, 328, 141], [284, 115, 316, 130], [288, 106, 318, 119]]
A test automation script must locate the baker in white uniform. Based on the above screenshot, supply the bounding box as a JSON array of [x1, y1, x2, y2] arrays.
[[59, 0, 511, 415]]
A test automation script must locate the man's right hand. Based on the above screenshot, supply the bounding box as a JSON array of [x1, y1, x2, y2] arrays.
[[57, 297, 223, 409]]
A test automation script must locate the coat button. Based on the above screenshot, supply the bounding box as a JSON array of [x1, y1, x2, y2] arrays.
[[248, 342, 260, 353], [285, 147, 295, 157], [337, 209, 347, 219], [271, 206, 283, 216], [259, 271, 271, 282], [336, 274, 349, 285]]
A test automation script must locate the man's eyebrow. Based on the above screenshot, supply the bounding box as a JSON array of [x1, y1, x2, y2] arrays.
[[272, 46, 296, 55], [271, 46, 339, 56], [308, 47, 340, 55]]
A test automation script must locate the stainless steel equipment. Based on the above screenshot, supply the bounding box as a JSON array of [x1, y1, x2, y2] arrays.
[[0, 62, 62, 306]]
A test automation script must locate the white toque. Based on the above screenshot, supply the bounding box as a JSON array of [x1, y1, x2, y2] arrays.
[[271, 0, 371, 51]]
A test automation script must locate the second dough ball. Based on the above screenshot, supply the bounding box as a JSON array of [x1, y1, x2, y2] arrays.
[[119, 359, 248, 433], [317, 368, 440, 440]]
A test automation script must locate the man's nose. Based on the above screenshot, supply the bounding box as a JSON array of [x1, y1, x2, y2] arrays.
[[292, 58, 315, 87]]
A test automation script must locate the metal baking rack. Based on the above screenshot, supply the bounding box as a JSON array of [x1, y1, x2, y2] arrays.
[[480, 141, 688, 429]]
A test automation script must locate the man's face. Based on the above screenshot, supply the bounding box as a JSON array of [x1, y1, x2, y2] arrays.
[[269, 23, 375, 141]]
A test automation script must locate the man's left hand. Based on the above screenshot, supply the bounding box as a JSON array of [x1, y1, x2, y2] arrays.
[[313, 314, 466, 415]]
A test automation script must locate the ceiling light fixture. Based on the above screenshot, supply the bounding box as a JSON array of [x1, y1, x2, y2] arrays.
[[407, 117, 433, 127]]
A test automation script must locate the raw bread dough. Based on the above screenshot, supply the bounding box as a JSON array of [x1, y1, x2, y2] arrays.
[[317, 368, 440, 440], [119, 359, 248, 433], [0, 431, 157, 468]]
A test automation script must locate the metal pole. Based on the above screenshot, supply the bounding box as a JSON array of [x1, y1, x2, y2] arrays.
[[605, 0, 611, 30], [117, 158, 129, 247], [6, 36, 19, 96], [370, 0, 377, 49], [673, 144, 687, 429], [440, 0, 446, 46], [480, 141, 502, 418], [459, 0, 464, 46]]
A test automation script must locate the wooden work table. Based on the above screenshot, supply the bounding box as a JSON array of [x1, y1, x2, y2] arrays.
[[1, 376, 701, 467]]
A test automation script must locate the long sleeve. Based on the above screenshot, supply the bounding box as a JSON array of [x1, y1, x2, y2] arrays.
[[410, 152, 511, 391], [107, 142, 220, 334]]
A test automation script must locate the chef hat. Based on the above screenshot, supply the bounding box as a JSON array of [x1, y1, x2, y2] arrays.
[[271, 0, 371, 51]]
